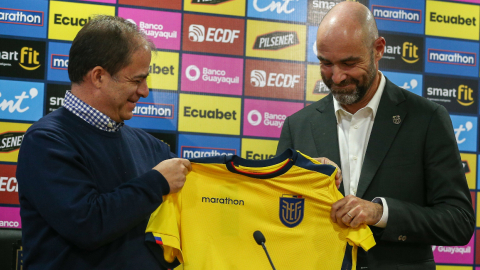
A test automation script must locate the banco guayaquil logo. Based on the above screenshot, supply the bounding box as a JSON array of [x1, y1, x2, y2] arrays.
[[379, 33, 423, 72], [0, 38, 45, 79]]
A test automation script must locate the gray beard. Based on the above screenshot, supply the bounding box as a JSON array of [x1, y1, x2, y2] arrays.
[[332, 89, 361, 105]]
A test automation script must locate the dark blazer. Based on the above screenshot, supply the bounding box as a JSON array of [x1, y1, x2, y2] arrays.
[[277, 77, 475, 270]]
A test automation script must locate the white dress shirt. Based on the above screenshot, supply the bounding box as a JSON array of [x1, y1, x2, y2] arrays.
[[333, 71, 388, 228]]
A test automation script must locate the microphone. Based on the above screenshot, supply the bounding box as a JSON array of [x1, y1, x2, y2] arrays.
[[253, 230, 277, 270]]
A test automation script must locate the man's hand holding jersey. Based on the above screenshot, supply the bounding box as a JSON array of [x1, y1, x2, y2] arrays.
[[153, 158, 192, 194]]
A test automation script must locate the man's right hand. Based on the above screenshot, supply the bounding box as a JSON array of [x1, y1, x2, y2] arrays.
[[153, 158, 192, 194]]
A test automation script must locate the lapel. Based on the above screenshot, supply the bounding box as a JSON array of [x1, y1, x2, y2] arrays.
[[356, 79, 407, 198], [309, 94, 344, 194]]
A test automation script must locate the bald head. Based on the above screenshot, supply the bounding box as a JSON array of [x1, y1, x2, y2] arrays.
[[318, 1, 378, 48]]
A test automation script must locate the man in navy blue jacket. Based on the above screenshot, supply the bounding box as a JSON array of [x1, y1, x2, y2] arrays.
[[17, 15, 190, 269]]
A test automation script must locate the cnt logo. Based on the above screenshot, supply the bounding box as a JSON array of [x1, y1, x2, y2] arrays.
[[51, 54, 68, 70], [133, 102, 174, 119], [0, 132, 24, 153], [248, 109, 286, 128], [250, 70, 300, 88], [181, 146, 236, 158], [427, 84, 474, 106], [384, 41, 419, 64], [399, 79, 418, 91], [454, 121, 473, 145], [126, 19, 177, 40], [253, 0, 298, 14], [0, 7, 44, 26], [372, 5, 422, 24], [428, 49, 476, 66], [253, 31, 299, 50], [0, 88, 39, 114], [191, 0, 231, 4], [186, 65, 240, 85], [188, 24, 240, 44]]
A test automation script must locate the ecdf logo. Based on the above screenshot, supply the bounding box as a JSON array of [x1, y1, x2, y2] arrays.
[[51, 54, 68, 70], [181, 146, 236, 159], [133, 102, 174, 119], [250, 70, 300, 88], [188, 24, 239, 43], [253, 31, 299, 50], [428, 49, 476, 66], [0, 8, 44, 26], [0, 132, 24, 153], [372, 5, 422, 23], [247, 109, 286, 128]]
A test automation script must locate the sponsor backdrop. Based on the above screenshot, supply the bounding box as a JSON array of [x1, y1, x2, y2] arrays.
[[1, 0, 480, 268]]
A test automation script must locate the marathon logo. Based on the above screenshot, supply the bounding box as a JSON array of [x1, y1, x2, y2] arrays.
[[428, 49, 476, 66], [53, 14, 91, 26], [247, 110, 286, 128], [313, 80, 330, 94], [184, 106, 237, 120], [0, 176, 17, 193], [430, 13, 477, 26], [185, 65, 240, 85], [372, 5, 422, 23], [51, 54, 68, 70], [246, 151, 275, 160], [127, 19, 177, 40], [188, 24, 240, 44], [191, 0, 231, 4], [133, 102, 174, 119], [181, 146, 236, 158], [0, 8, 44, 26], [250, 70, 300, 88], [253, 31, 299, 50], [0, 132, 24, 153]]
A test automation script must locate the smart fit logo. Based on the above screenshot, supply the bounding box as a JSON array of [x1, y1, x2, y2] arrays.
[[427, 84, 474, 106], [19, 47, 40, 70], [402, 42, 419, 64], [457, 85, 474, 106]]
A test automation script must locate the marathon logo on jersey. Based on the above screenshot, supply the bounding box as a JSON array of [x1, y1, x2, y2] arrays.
[[133, 102, 174, 119], [423, 76, 477, 114], [0, 80, 44, 121], [0, 8, 44, 26], [181, 146, 236, 159], [253, 31, 299, 51], [378, 33, 423, 72], [126, 91, 178, 131], [451, 115, 477, 152], [0, 38, 46, 79], [181, 54, 243, 96], [183, 14, 244, 56], [191, 0, 231, 4], [0, 164, 19, 205], [248, 0, 308, 23], [279, 194, 304, 228], [0, 207, 21, 229], [428, 49, 476, 66], [372, 5, 421, 23], [45, 84, 69, 114], [0, 132, 24, 153], [50, 54, 68, 70], [49, 1, 115, 41], [244, 59, 305, 100], [243, 99, 303, 138], [426, 1, 479, 40]]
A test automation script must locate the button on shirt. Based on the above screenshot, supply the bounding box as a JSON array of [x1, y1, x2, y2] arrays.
[[333, 72, 388, 228]]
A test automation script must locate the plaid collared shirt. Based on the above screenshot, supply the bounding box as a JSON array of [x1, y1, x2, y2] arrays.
[[63, 91, 124, 132]]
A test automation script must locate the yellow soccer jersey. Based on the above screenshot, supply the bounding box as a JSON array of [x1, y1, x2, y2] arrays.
[[146, 148, 375, 269]]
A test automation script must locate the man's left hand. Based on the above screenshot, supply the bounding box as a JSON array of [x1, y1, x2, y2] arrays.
[[313, 157, 342, 189], [331, 195, 383, 228]]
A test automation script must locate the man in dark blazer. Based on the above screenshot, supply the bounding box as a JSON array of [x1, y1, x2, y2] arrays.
[[276, 2, 475, 270]]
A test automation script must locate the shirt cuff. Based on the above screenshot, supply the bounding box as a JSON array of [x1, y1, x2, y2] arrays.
[[372, 197, 388, 228]]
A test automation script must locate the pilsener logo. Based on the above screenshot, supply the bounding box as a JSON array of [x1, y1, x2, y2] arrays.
[[372, 5, 421, 23], [253, 31, 299, 50], [191, 0, 231, 4], [250, 70, 300, 88], [428, 49, 476, 66], [0, 132, 24, 153], [181, 146, 236, 158], [0, 8, 44, 26], [188, 24, 240, 43], [133, 102, 174, 119], [51, 54, 68, 70]]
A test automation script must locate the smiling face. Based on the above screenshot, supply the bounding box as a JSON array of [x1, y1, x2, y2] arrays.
[[101, 45, 151, 122]]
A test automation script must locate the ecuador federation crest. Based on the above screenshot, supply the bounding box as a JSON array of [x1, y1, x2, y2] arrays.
[[279, 195, 304, 228]]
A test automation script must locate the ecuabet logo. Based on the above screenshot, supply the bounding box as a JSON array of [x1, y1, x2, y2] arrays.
[[427, 49, 476, 66], [372, 5, 421, 23], [0, 80, 44, 121], [181, 146, 236, 159], [147, 51, 179, 91], [181, 54, 243, 96], [426, 1, 479, 41], [279, 195, 304, 228]]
